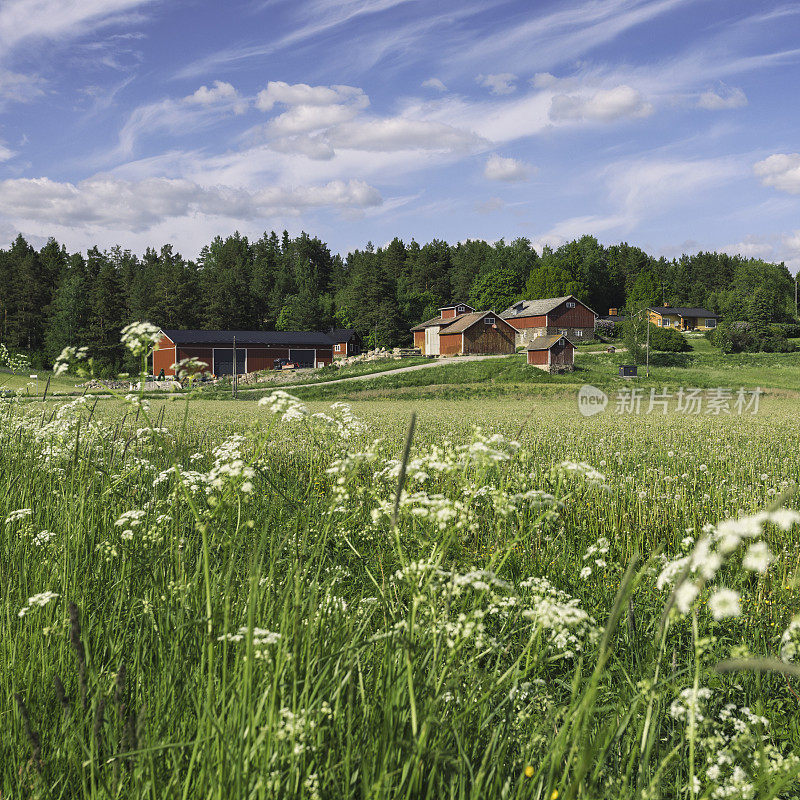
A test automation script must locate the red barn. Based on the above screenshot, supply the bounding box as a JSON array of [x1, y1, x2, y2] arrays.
[[329, 329, 363, 358], [410, 307, 516, 356], [527, 334, 575, 373], [501, 295, 596, 347], [152, 329, 348, 377]]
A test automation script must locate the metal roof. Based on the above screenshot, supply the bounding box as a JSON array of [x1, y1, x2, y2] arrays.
[[328, 329, 359, 342], [526, 334, 571, 351], [648, 307, 719, 318], [437, 311, 503, 334], [159, 329, 341, 347], [500, 295, 597, 320], [410, 315, 447, 331]]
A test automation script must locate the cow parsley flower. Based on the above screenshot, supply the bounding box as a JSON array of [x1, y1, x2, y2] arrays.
[[121, 321, 162, 356], [709, 588, 741, 620], [742, 541, 774, 573], [19, 591, 59, 617]]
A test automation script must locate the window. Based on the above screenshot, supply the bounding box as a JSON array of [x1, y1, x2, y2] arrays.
[[457, 305, 465, 312], [566, 301, 576, 308], [334, 344, 341, 352], [559, 329, 568, 335], [657, 319, 663, 326], [705, 318, 717, 329], [574, 329, 583, 337], [484, 316, 495, 324]]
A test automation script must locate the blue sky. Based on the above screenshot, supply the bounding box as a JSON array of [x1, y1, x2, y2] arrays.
[[2, 0, 800, 268]]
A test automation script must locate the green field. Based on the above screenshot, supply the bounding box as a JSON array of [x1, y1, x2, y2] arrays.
[[2, 351, 800, 798]]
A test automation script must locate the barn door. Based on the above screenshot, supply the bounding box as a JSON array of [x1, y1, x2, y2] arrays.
[[425, 326, 440, 355], [213, 348, 247, 376], [289, 349, 315, 368]]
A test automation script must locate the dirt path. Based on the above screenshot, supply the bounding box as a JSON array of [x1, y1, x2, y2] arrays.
[[236, 353, 513, 392]]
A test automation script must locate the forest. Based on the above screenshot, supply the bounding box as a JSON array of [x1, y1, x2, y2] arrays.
[[0, 230, 796, 372]]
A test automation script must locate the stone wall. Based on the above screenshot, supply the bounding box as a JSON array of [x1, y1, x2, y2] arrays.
[[513, 326, 594, 347]]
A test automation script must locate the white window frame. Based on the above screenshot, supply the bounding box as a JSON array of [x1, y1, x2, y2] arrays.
[[484, 316, 495, 324], [705, 318, 717, 328], [574, 329, 583, 337], [334, 343, 341, 352], [566, 301, 576, 309], [559, 329, 568, 335], [457, 305, 465, 312]]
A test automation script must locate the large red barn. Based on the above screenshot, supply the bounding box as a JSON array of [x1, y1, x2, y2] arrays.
[[152, 329, 351, 377], [500, 295, 596, 347]]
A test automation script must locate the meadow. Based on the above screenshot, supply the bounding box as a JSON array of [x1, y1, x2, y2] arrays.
[[2, 336, 800, 799]]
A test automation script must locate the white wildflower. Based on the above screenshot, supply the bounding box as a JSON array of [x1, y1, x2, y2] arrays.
[[742, 541, 773, 574], [709, 588, 741, 620]]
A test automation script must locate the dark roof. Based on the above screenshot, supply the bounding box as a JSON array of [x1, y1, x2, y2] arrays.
[[648, 307, 719, 318], [160, 329, 339, 347], [438, 311, 503, 334], [411, 310, 504, 333], [527, 334, 571, 351], [410, 315, 447, 331], [328, 329, 359, 342], [501, 295, 597, 320]]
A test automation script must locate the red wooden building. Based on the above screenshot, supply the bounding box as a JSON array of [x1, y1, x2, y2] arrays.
[[410, 305, 516, 356], [527, 334, 575, 372], [152, 329, 353, 376], [329, 329, 363, 358], [500, 295, 596, 346]]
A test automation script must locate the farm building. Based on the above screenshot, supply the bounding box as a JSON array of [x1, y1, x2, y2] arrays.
[[500, 295, 597, 347], [647, 306, 719, 331], [329, 329, 362, 357], [410, 305, 516, 356], [152, 329, 355, 376], [527, 334, 575, 373]]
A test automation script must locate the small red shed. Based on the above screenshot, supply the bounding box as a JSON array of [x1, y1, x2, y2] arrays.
[[527, 334, 575, 373]]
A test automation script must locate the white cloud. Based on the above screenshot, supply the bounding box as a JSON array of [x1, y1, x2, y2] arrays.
[[0, 67, 45, 107], [328, 118, 483, 152], [269, 136, 335, 161], [754, 154, 800, 194], [0, 141, 16, 161], [477, 73, 517, 95], [269, 103, 359, 135], [0, 175, 382, 231], [186, 80, 247, 113], [483, 154, 532, 182], [605, 155, 744, 218], [550, 85, 653, 122], [697, 85, 747, 110], [422, 78, 447, 91], [0, 0, 155, 51], [256, 81, 367, 112]]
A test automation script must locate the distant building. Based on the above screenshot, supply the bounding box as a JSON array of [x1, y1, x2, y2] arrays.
[[647, 306, 719, 331], [329, 329, 362, 358], [500, 295, 597, 347], [410, 304, 517, 356], [527, 334, 574, 373], [152, 328, 356, 376]]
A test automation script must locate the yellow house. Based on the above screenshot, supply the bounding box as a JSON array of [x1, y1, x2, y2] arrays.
[[648, 306, 719, 331]]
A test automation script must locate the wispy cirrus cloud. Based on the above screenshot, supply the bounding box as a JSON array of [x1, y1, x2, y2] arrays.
[[0, 0, 157, 51]]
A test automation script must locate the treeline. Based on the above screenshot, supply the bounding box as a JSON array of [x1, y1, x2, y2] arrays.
[[0, 231, 796, 372]]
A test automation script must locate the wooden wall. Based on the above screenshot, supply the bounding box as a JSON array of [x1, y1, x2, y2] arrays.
[[462, 320, 516, 354], [548, 302, 595, 328], [439, 333, 462, 355]]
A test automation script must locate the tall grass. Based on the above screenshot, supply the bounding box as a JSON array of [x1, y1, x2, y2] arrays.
[[2, 378, 800, 798]]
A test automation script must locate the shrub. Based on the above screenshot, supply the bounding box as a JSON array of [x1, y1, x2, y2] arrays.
[[710, 321, 795, 353], [647, 324, 691, 352]]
